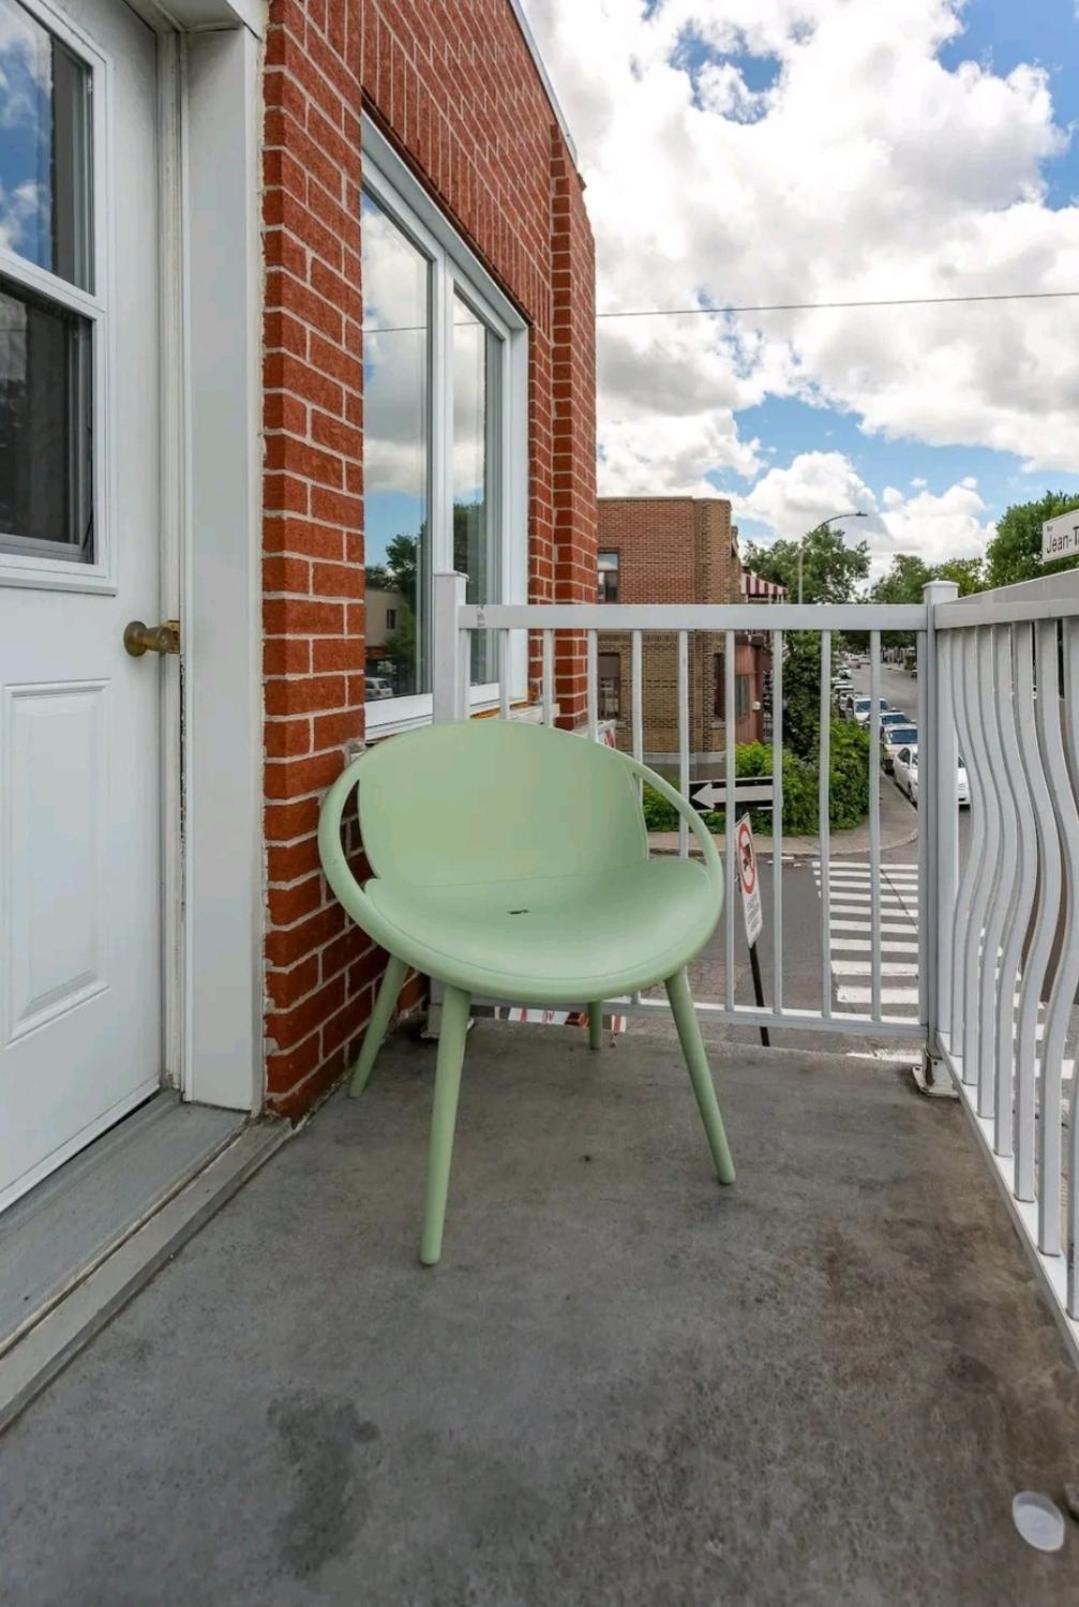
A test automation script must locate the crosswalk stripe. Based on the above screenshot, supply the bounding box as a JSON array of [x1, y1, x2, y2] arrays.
[[831, 938, 920, 954], [838, 984, 920, 1006], [832, 960, 919, 977], [832, 903, 919, 919], [832, 918, 919, 934], [817, 892, 918, 908]]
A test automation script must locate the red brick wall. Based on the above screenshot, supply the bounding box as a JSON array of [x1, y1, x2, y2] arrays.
[[597, 497, 770, 757], [261, 0, 597, 1118]]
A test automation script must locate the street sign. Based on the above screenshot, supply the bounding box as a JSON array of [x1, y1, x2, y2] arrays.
[[1041, 510, 1079, 564], [736, 815, 763, 948], [689, 776, 774, 812]]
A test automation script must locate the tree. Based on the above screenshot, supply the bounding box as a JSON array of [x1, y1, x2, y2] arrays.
[[744, 522, 870, 604], [984, 491, 1079, 589], [933, 557, 984, 596], [870, 553, 932, 605]]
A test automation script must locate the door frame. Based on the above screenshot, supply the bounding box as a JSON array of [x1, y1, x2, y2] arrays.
[[134, 0, 265, 1114]]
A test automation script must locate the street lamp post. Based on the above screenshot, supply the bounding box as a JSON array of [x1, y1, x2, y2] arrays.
[[797, 510, 868, 605]]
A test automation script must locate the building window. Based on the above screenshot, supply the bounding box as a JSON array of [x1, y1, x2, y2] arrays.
[[736, 674, 751, 721], [598, 652, 620, 718], [361, 122, 526, 727], [598, 550, 619, 602], [0, 0, 97, 571]]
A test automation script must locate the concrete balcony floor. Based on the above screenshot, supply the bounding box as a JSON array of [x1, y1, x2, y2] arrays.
[[4, 1021, 1079, 1604]]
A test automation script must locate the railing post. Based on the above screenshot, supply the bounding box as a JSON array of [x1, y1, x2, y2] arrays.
[[922, 578, 959, 1092], [432, 571, 469, 724]]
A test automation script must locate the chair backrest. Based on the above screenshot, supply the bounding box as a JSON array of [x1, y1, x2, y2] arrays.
[[353, 719, 648, 888]]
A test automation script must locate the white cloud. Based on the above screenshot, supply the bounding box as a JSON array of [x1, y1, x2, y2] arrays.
[[526, 0, 1079, 485], [718, 448, 995, 580]]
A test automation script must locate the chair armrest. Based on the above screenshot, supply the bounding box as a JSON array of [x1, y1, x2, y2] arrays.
[[612, 750, 724, 903], [317, 754, 375, 926]]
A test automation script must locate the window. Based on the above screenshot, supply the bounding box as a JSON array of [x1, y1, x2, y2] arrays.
[[598, 652, 620, 719], [713, 655, 750, 721], [361, 123, 526, 728], [598, 550, 619, 602], [0, 0, 99, 572]]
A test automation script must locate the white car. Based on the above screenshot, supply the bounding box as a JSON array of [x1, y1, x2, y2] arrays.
[[850, 697, 891, 727], [893, 747, 971, 807], [365, 676, 394, 701], [881, 723, 918, 774]]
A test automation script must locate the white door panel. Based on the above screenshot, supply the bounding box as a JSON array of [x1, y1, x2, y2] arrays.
[[0, 0, 163, 1210]]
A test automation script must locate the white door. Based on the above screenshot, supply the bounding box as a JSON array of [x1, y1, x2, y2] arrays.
[[0, 0, 164, 1210]]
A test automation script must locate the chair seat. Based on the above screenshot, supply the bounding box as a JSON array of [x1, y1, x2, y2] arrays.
[[365, 856, 719, 1004]]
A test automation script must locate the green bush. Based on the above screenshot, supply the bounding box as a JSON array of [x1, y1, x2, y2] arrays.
[[641, 725, 869, 837]]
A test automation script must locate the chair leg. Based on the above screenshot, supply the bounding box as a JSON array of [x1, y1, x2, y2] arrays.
[[420, 984, 471, 1266], [348, 954, 408, 1098], [588, 1001, 603, 1051], [664, 968, 735, 1185]]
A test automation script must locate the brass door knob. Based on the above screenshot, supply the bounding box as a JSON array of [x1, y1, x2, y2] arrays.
[[124, 619, 181, 657]]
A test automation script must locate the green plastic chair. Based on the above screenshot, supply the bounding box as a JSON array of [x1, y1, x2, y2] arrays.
[[318, 718, 734, 1264]]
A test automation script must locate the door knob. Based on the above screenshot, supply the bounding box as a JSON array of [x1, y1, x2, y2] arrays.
[[123, 619, 181, 657]]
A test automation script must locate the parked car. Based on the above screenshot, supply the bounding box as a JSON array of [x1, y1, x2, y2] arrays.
[[366, 676, 394, 701], [850, 697, 891, 726], [892, 745, 918, 799], [881, 724, 918, 773], [893, 747, 971, 806], [879, 709, 912, 732]]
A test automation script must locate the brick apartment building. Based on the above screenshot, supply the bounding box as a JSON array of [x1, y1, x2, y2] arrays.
[[0, 0, 596, 1230], [597, 497, 780, 771]]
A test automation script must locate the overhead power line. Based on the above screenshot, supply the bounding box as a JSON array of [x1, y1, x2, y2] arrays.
[[595, 289, 1079, 319], [363, 288, 1079, 337]]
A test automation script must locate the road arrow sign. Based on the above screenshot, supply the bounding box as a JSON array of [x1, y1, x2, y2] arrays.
[[688, 777, 775, 812]]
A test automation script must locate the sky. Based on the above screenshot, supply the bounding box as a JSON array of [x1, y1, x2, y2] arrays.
[[526, 0, 1079, 578]]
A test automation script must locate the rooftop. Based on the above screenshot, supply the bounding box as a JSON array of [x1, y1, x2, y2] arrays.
[[4, 1020, 1079, 1602]]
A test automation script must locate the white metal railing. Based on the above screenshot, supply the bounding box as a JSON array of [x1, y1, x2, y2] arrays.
[[432, 572, 929, 1043], [931, 569, 1079, 1350]]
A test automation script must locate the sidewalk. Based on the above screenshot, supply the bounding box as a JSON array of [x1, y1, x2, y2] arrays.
[[649, 773, 918, 860]]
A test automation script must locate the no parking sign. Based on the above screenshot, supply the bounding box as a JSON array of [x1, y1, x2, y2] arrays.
[[736, 815, 763, 948]]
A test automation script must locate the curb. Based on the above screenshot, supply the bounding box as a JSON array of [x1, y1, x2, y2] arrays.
[[648, 814, 920, 862]]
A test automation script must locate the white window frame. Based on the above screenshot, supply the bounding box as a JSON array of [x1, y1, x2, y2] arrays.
[[361, 118, 528, 736], [0, 0, 114, 594]]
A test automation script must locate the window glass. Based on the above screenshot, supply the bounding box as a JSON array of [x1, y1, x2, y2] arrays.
[[0, 272, 92, 557], [598, 550, 619, 602], [361, 192, 429, 699], [452, 292, 497, 684], [0, 0, 93, 290], [598, 652, 620, 718]]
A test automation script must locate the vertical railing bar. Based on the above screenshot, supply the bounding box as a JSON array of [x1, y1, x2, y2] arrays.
[[498, 629, 510, 719], [1013, 624, 1041, 1201], [1035, 619, 1074, 1258], [869, 630, 882, 1022], [973, 628, 1004, 1121], [724, 628, 736, 1011], [933, 630, 957, 1043], [964, 626, 990, 1079], [951, 633, 980, 1073], [677, 630, 690, 860], [1063, 618, 1079, 1315], [432, 571, 467, 726], [818, 630, 832, 1019], [916, 624, 930, 1034], [989, 626, 1026, 1160], [1014, 623, 1062, 1244], [771, 628, 784, 1015], [631, 631, 644, 803], [586, 629, 598, 742], [541, 628, 554, 726], [949, 634, 973, 1057], [457, 630, 469, 720]]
